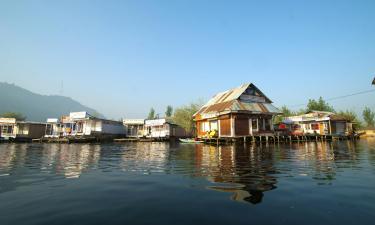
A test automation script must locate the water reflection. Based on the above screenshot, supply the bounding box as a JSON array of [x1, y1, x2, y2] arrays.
[[192, 144, 277, 204], [0, 140, 374, 204]]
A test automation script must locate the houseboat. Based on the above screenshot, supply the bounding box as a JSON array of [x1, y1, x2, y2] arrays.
[[123, 119, 145, 138], [0, 118, 46, 142], [45, 118, 63, 138], [283, 111, 353, 136], [193, 83, 280, 139], [60, 112, 126, 140], [144, 118, 188, 140]]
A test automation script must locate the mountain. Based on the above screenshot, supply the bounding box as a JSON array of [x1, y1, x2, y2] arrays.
[[0, 82, 104, 122]]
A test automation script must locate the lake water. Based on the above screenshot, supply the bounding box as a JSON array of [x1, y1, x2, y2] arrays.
[[0, 139, 375, 225]]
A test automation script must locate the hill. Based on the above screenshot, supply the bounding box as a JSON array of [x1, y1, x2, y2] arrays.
[[0, 82, 104, 122]]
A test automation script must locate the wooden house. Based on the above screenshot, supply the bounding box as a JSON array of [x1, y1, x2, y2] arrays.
[[60, 112, 126, 138], [144, 118, 188, 139], [283, 111, 353, 136], [193, 83, 280, 138], [0, 118, 46, 141], [123, 119, 145, 138]]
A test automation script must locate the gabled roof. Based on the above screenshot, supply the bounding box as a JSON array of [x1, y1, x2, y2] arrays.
[[194, 83, 280, 119]]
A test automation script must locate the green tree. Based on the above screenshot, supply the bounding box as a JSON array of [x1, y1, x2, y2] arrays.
[[337, 110, 362, 128], [363, 107, 375, 127], [0, 112, 26, 121], [307, 97, 335, 112], [273, 105, 294, 124], [165, 105, 173, 117], [172, 101, 203, 134], [147, 108, 156, 120]]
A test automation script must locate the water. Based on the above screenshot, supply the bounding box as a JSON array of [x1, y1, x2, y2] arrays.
[[0, 139, 375, 225]]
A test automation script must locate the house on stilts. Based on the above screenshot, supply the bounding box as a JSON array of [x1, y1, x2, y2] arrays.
[[193, 83, 280, 140], [43, 112, 126, 142], [0, 118, 46, 142], [283, 111, 354, 136]]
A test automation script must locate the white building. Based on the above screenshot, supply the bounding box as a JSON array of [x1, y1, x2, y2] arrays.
[[0, 118, 46, 141], [123, 119, 145, 138], [45, 118, 63, 138], [283, 111, 353, 136], [61, 112, 126, 138], [144, 118, 188, 139]]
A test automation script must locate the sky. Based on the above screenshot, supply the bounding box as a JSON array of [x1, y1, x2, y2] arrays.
[[0, 0, 374, 119]]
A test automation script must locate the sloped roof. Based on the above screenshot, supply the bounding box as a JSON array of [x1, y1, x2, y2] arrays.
[[202, 83, 272, 107], [194, 83, 280, 119]]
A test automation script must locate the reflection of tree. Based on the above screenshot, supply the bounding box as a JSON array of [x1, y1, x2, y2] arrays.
[[193, 144, 278, 204]]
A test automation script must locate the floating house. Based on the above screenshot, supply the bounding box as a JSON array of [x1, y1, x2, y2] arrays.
[[144, 118, 188, 139], [123, 119, 145, 138], [193, 83, 280, 138], [45, 118, 63, 138], [60, 112, 126, 138], [283, 111, 353, 136], [0, 118, 46, 141]]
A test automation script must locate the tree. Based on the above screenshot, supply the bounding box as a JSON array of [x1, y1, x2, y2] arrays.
[[363, 107, 375, 127], [273, 105, 294, 124], [172, 101, 203, 134], [337, 110, 362, 128], [165, 105, 173, 117], [147, 108, 156, 120], [0, 112, 26, 121], [307, 97, 335, 112]]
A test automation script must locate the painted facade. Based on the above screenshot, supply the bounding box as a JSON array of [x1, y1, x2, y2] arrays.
[[193, 83, 280, 138], [283, 111, 353, 136], [60, 112, 126, 138], [0, 118, 46, 141], [123, 119, 145, 138], [144, 118, 187, 138]]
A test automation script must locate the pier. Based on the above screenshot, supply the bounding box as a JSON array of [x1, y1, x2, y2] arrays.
[[201, 134, 361, 145]]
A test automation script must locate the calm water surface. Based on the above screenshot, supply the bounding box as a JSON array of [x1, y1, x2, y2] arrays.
[[0, 139, 375, 225]]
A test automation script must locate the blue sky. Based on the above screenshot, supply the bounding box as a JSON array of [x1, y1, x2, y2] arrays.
[[0, 0, 374, 119]]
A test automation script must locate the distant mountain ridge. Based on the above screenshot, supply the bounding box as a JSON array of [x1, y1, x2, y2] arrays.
[[0, 82, 104, 122]]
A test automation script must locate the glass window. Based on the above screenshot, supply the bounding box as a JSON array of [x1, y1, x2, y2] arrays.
[[311, 123, 319, 130], [252, 119, 258, 130]]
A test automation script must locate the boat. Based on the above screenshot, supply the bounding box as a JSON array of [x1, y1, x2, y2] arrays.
[[179, 138, 204, 143]]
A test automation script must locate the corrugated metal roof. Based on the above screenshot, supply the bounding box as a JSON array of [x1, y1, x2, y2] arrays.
[[194, 83, 280, 120]]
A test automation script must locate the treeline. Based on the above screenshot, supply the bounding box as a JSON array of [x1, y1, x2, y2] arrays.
[[274, 97, 375, 128], [147, 101, 204, 134]]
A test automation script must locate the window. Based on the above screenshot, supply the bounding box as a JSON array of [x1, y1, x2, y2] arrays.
[[265, 119, 271, 130], [210, 121, 218, 131], [1, 125, 14, 134], [252, 119, 258, 130], [17, 124, 29, 135], [311, 123, 319, 130]]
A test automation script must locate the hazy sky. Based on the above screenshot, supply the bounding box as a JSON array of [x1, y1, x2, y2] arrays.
[[0, 0, 374, 119]]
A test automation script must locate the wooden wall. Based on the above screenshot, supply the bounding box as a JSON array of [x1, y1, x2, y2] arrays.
[[219, 118, 231, 136], [235, 117, 249, 136]]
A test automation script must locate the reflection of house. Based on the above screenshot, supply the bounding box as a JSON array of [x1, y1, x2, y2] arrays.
[[0, 118, 46, 141], [283, 111, 353, 136], [123, 119, 145, 138], [61, 112, 126, 138], [193, 83, 280, 138], [193, 144, 277, 204], [145, 118, 187, 139]]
